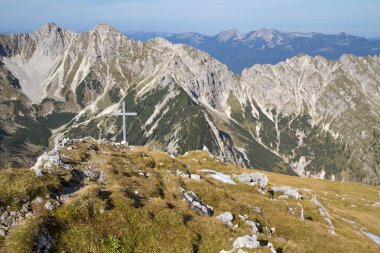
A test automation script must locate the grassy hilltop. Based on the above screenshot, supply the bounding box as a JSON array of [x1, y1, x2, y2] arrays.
[[0, 138, 379, 252]]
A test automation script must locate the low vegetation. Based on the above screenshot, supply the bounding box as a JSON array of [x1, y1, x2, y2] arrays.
[[0, 138, 379, 252]]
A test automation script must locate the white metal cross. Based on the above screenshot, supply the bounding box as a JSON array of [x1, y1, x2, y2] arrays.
[[113, 101, 137, 144]]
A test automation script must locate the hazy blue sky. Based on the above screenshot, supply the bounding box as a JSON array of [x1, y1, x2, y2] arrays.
[[0, 0, 379, 37]]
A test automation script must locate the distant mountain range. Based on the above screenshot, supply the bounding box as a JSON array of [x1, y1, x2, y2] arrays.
[[125, 28, 380, 73]]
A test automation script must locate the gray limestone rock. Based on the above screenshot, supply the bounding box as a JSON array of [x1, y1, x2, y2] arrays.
[[44, 201, 54, 210], [233, 173, 268, 189], [1, 211, 9, 224], [180, 188, 214, 216], [216, 212, 234, 227], [239, 215, 260, 234], [271, 186, 303, 199], [232, 235, 260, 249], [190, 174, 201, 181]]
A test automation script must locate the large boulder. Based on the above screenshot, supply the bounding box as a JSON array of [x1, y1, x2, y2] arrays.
[[216, 212, 234, 227], [233, 173, 268, 189], [232, 235, 260, 249]]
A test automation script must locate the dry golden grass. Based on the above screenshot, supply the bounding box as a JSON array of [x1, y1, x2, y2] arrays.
[[0, 140, 379, 252]]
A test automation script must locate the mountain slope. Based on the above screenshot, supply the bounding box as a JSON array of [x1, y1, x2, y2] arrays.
[[0, 138, 379, 252], [125, 29, 380, 73], [0, 23, 379, 185]]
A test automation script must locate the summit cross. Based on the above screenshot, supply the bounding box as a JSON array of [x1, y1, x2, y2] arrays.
[[113, 101, 137, 144]]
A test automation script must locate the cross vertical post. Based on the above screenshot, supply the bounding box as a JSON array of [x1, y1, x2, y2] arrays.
[[113, 101, 137, 144], [122, 101, 126, 144]]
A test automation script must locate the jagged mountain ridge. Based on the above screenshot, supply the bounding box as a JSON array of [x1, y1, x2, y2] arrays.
[[125, 28, 380, 73], [0, 23, 379, 184]]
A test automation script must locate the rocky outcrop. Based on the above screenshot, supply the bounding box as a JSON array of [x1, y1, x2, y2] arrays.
[[232, 235, 260, 250], [311, 196, 336, 234], [233, 173, 268, 191], [180, 188, 214, 216], [271, 186, 303, 199]]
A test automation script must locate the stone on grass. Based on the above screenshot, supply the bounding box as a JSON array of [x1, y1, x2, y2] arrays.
[[267, 242, 277, 253], [36, 230, 55, 252], [239, 215, 259, 234], [0, 229, 5, 237], [44, 201, 54, 210], [216, 212, 234, 227], [233, 173, 268, 189], [1, 211, 9, 223], [33, 196, 44, 203], [232, 235, 260, 249], [271, 186, 303, 199], [180, 188, 214, 216], [190, 174, 201, 181]]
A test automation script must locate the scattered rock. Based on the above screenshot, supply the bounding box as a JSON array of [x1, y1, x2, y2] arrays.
[[31, 145, 71, 176], [253, 207, 262, 214], [233, 173, 268, 190], [21, 203, 30, 213], [311, 196, 336, 235], [278, 195, 289, 199], [44, 201, 54, 210], [98, 170, 106, 183], [25, 212, 33, 218], [271, 186, 303, 199], [190, 174, 201, 181], [33, 196, 44, 203], [84, 167, 99, 181], [310, 196, 330, 217], [1, 211, 9, 223], [34, 167, 43, 177], [232, 235, 260, 249], [239, 215, 260, 234], [180, 188, 214, 216], [216, 212, 234, 227], [372, 202, 380, 207], [36, 230, 55, 253], [176, 170, 190, 179], [267, 242, 277, 253]]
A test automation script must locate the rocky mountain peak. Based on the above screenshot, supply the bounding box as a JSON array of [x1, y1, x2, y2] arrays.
[[245, 28, 284, 46], [92, 22, 122, 37], [34, 22, 67, 37], [216, 29, 242, 42], [172, 32, 206, 45]]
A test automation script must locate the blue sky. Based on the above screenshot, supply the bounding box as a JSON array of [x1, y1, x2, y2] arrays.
[[0, 0, 379, 37]]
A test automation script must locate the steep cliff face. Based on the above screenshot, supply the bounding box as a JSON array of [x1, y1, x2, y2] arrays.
[[238, 55, 380, 184], [0, 23, 379, 184]]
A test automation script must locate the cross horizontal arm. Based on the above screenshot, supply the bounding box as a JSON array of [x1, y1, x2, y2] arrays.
[[113, 112, 137, 116]]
